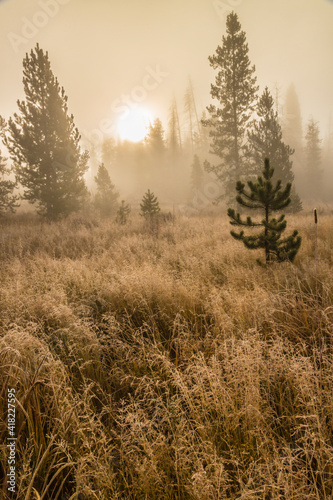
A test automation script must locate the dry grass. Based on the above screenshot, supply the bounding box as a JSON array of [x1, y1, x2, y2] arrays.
[[0, 211, 333, 499]]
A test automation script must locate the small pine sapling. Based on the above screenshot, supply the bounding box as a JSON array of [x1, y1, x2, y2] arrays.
[[140, 189, 160, 233], [140, 189, 160, 217], [227, 158, 301, 264], [116, 200, 131, 225]]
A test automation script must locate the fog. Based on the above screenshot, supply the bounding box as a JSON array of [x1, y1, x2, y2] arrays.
[[1, 0, 333, 207]]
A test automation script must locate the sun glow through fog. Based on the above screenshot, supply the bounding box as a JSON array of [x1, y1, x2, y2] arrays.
[[117, 107, 152, 142]]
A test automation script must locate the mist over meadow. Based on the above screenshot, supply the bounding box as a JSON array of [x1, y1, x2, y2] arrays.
[[1, 2, 333, 499]]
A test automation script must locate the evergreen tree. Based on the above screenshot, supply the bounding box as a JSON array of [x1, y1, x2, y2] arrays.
[[168, 97, 182, 156], [184, 77, 201, 154], [322, 118, 333, 201], [145, 118, 166, 157], [102, 137, 116, 171], [116, 200, 131, 225], [86, 141, 100, 186], [246, 87, 302, 212], [1, 44, 89, 220], [203, 11, 259, 202], [304, 118, 322, 199], [282, 83, 303, 193], [94, 163, 119, 216], [282, 83, 303, 155], [191, 154, 204, 190], [0, 150, 19, 214], [144, 118, 166, 192], [167, 98, 188, 202], [227, 158, 301, 264], [272, 82, 282, 120], [199, 110, 211, 158], [140, 189, 160, 219]]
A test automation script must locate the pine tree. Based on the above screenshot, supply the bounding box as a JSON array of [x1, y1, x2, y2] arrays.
[[246, 87, 302, 212], [94, 163, 119, 216], [116, 200, 131, 225], [102, 137, 116, 171], [282, 83, 303, 193], [1, 44, 89, 220], [191, 154, 204, 190], [304, 118, 322, 199], [144, 118, 166, 192], [184, 77, 201, 154], [282, 84, 303, 155], [9, 47, 88, 216], [227, 158, 301, 264], [87, 141, 100, 186], [322, 118, 333, 201], [0, 150, 19, 214], [145, 118, 166, 157], [140, 189, 160, 220], [168, 97, 182, 156], [203, 11, 259, 202], [199, 110, 211, 158]]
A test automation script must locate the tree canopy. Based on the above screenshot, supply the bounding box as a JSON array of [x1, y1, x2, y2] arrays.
[[203, 11, 259, 202], [1, 44, 89, 220]]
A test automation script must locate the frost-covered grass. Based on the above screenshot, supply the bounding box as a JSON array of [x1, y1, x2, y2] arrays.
[[0, 211, 333, 499]]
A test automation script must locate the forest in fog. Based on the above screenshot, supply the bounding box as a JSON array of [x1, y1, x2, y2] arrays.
[[0, 1, 332, 219]]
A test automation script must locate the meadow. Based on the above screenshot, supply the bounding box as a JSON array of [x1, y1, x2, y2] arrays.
[[0, 210, 333, 499]]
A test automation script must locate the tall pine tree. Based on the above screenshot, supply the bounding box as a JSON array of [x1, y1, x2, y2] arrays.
[[246, 87, 302, 212], [282, 83, 303, 156], [184, 77, 201, 154], [144, 118, 166, 192], [304, 118, 322, 200], [322, 118, 333, 201], [203, 11, 258, 203], [282, 83, 303, 194], [168, 97, 182, 156], [1, 44, 88, 220]]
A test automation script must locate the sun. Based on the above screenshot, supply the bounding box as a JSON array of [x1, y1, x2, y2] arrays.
[[117, 107, 152, 142]]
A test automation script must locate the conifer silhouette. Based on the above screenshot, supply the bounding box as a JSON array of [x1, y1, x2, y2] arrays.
[[140, 189, 160, 218], [116, 200, 131, 225], [228, 158, 301, 264], [140, 189, 160, 233], [2, 44, 88, 220], [94, 163, 119, 216]]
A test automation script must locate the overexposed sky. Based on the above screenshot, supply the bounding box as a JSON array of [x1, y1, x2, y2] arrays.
[[0, 0, 333, 143]]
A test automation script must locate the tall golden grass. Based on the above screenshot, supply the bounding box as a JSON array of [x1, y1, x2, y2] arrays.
[[0, 211, 333, 499]]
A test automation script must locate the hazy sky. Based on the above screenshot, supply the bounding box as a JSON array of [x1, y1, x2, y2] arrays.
[[1, 0, 333, 145]]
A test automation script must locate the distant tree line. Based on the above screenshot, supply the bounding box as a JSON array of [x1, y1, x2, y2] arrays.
[[0, 20, 330, 221]]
